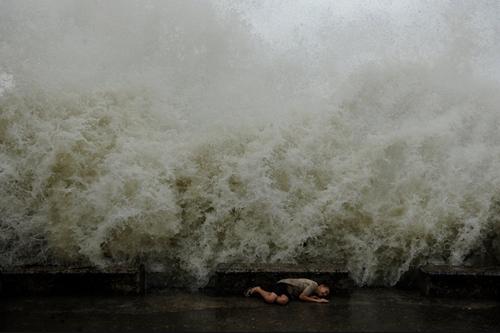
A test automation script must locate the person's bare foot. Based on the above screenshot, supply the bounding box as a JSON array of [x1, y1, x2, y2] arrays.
[[244, 286, 259, 297]]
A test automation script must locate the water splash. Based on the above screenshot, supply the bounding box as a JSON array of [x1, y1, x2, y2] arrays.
[[1, 0, 499, 286]]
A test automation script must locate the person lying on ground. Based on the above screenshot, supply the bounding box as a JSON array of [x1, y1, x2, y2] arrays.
[[244, 278, 330, 305]]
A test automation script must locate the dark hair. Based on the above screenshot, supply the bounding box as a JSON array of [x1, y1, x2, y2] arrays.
[[316, 278, 331, 287]]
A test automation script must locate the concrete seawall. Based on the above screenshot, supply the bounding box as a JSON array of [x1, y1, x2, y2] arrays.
[[417, 265, 500, 298], [0, 265, 145, 296], [204, 263, 353, 295], [1, 264, 499, 298]]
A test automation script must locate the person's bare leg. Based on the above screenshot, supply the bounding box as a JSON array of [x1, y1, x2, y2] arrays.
[[248, 287, 277, 303]]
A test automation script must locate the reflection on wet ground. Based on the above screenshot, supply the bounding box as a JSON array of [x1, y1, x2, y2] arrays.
[[1, 288, 499, 332]]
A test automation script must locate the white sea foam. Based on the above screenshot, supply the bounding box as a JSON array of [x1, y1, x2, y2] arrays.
[[1, 0, 499, 286]]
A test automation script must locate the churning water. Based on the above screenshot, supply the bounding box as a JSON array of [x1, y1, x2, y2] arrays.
[[1, 0, 500, 286]]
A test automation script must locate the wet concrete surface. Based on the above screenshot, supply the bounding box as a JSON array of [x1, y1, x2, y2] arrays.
[[1, 288, 499, 332]]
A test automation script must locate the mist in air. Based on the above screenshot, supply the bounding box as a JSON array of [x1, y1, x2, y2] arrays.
[[1, 0, 500, 286]]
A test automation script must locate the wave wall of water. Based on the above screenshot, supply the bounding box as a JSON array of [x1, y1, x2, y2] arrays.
[[1, 0, 500, 286]]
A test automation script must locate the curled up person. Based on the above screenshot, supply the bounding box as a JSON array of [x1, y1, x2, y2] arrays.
[[244, 278, 330, 305]]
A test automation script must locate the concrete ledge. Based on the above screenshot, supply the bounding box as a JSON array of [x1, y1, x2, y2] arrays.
[[417, 265, 500, 298], [205, 263, 353, 295], [0, 265, 145, 296], [3, 264, 499, 298]]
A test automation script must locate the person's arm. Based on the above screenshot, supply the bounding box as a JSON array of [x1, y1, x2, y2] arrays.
[[298, 283, 329, 303], [299, 294, 329, 303]]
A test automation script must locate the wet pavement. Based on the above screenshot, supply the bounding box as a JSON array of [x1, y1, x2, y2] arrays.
[[1, 288, 499, 332]]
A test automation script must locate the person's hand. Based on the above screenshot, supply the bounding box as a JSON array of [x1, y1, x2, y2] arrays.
[[310, 296, 320, 300], [316, 298, 329, 303]]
